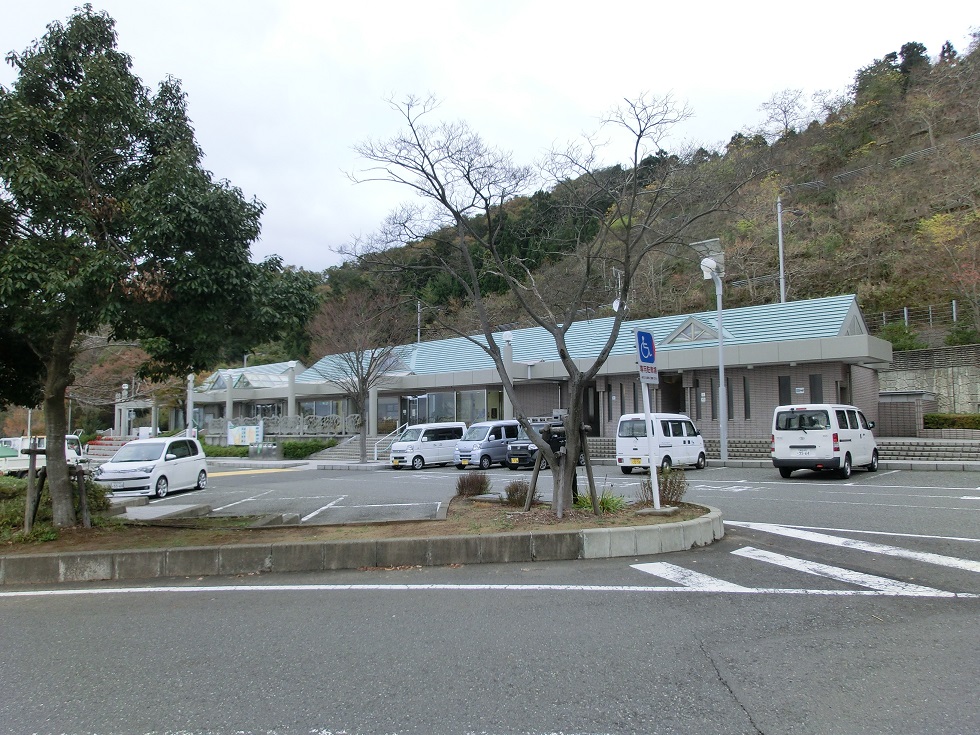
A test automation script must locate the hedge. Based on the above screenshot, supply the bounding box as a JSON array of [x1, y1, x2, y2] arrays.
[[923, 413, 980, 430]]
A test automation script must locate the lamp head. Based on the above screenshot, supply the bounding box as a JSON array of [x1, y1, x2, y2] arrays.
[[700, 257, 717, 280]]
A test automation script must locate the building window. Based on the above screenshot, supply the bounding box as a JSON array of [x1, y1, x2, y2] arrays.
[[710, 378, 718, 419], [726, 377, 734, 420], [809, 374, 824, 403], [743, 376, 751, 420], [694, 378, 701, 420], [778, 375, 792, 405]]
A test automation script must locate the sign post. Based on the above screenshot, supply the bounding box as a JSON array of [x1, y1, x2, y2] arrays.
[[635, 330, 661, 509]]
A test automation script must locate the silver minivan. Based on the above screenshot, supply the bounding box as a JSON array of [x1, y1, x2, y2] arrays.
[[454, 420, 520, 470], [389, 422, 466, 470], [771, 403, 879, 479]]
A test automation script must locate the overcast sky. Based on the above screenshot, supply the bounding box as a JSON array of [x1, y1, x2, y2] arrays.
[[2, 1, 976, 272]]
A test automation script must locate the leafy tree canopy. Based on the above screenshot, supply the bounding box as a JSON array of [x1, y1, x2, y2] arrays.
[[0, 6, 320, 524]]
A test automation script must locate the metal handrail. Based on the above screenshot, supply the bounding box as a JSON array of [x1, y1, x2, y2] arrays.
[[374, 423, 407, 461]]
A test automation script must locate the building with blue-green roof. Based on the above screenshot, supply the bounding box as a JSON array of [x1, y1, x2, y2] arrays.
[[190, 294, 891, 443]]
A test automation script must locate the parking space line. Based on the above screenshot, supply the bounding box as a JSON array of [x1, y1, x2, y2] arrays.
[[212, 489, 278, 512], [302, 496, 348, 522]]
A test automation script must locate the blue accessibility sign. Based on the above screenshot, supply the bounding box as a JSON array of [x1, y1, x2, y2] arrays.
[[635, 330, 658, 384]]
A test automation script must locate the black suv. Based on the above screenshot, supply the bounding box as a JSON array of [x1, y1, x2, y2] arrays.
[[506, 422, 585, 470]]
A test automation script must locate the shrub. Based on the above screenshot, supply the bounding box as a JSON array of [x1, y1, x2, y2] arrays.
[[202, 443, 249, 458], [923, 413, 980, 430], [945, 323, 980, 346], [281, 439, 335, 459], [456, 471, 491, 497], [877, 323, 928, 351], [0, 473, 109, 534], [574, 489, 627, 513], [639, 466, 688, 506], [503, 478, 538, 507]]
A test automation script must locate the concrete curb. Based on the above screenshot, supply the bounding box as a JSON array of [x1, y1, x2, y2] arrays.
[[0, 507, 724, 586], [710, 459, 980, 471]]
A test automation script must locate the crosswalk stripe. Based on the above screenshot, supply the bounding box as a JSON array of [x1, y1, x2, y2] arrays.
[[726, 522, 980, 574], [731, 546, 953, 596], [630, 563, 752, 592]]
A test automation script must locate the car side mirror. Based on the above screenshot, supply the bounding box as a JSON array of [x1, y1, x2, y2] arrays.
[[421, 436, 428, 442], [867, 421, 876, 429], [165, 453, 177, 461]]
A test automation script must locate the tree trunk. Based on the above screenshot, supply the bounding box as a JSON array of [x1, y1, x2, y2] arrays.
[[43, 316, 78, 527]]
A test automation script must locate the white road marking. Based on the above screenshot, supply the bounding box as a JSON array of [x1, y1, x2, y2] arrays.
[[731, 546, 951, 596], [760, 524, 980, 544], [2, 583, 976, 600], [726, 522, 980, 574], [301, 496, 347, 522], [211, 489, 278, 511], [630, 563, 752, 592]]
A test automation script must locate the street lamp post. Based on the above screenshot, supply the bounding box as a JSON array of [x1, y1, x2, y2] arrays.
[[700, 257, 728, 463], [776, 196, 787, 304]]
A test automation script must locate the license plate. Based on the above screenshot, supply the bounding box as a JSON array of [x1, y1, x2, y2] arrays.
[[510, 458, 519, 464], [796, 449, 811, 456], [392, 459, 399, 466], [461, 460, 469, 466], [110, 482, 124, 490], [630, 458, 642, 465]]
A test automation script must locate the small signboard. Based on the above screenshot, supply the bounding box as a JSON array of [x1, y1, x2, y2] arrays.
[[635, 330, 659, 385]]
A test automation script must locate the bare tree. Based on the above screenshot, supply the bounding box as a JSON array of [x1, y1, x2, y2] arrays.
[[308, 289, 412, 462], [348, 94, 761, 516]]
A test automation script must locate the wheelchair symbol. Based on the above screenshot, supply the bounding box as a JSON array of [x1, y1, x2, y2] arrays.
[[637, 332, 655, 362]]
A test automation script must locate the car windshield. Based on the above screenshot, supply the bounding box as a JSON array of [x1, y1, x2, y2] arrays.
[[462, 426, 489, 441], [399, 428, 422, 441], [775, 410, 830, 431], [111, 442, 166, 462], [516, 424, 547, 441]]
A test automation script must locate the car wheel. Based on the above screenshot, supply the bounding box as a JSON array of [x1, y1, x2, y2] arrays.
[[540, 455, 549, 470], [661, 456, 672, 471], [695, 452, 707, 470], [838, 454, 852, 479], [478, 454, 492, 470], [196, 470, 207, 490], [412, 455, 425, 471], [155, 476, 169, 498], [577, 452, 586, 466], [866, 449, 879, 472], [778, 467, 794, 478], [621, 466, 633, 475]]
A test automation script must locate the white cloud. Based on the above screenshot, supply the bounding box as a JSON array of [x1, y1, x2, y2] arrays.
[[2, 1, 976, 271]]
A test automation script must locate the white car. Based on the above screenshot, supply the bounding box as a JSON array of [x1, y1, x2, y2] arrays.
[[95, 437, 208, 498], [770, 403, 879, 479]]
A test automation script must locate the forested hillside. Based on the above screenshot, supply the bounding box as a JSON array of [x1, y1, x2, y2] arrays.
[[326, 32, 980, 346]]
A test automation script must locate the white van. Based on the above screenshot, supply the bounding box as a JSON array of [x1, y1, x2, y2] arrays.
[[616, 413, 706, 474], [771, 404, 878, 479], [389, 422, 467, 470]]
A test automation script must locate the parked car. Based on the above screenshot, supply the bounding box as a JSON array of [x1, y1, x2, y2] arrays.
[[616, 413, 707, 474], [771, 403, 878, 479], [454, 420, 520, 469], [506, 422, 586, 470], [94, 437, 207, 498], [389, 422, 466, 470]]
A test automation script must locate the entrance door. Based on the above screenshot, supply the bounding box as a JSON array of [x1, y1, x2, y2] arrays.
[[659, 374, 685, 413]]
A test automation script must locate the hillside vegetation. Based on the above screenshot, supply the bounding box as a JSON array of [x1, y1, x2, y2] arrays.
[[326, 33, 980, 346]]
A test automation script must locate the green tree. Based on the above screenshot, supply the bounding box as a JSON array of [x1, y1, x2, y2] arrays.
[[0, 7, 319, 525]]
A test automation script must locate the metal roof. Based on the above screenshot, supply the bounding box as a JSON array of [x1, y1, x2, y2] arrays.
[[298, 294, 865, 381]]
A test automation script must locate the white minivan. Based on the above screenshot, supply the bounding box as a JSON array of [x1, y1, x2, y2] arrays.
[[616, 413, 706, 474], [771, 404, 879, 479], [389, 422, 467, 470]]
